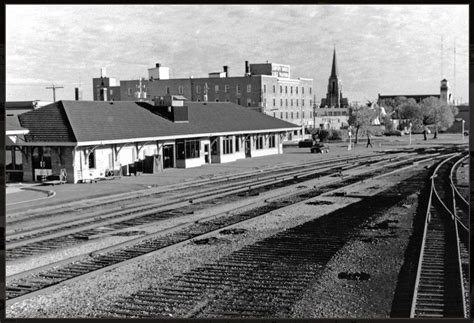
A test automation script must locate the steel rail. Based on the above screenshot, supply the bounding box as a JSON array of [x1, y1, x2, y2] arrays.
[[410, 152, 466, 318]]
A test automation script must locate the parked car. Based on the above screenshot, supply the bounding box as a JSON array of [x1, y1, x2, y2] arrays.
[[298, 139, 314, 148], [384, 130, 402, 136], [310, 143, 329, 153]]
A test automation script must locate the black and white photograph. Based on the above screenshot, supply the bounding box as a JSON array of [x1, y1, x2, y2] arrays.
[[4, 4, 470, 319]]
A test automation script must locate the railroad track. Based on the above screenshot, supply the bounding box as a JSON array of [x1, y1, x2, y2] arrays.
[[102, 166, 431, 318], [410, 152, 469, 318], [8, 153, 388, 224], [7, 153, 392, 237], [6, 152, 420, 261], [5, 151, 443, 303]]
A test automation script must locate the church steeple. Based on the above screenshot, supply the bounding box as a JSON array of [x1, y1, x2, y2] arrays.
[[330, 47, 338, 77]]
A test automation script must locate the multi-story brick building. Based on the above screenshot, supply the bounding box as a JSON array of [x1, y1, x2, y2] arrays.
[[95, 61, 315, 140]]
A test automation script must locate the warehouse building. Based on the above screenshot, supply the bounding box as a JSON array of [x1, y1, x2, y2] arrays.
[[15, 96, 299, 183]]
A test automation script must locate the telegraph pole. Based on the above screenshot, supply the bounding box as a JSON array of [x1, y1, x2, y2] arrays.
[[46, 84, 64, 102]]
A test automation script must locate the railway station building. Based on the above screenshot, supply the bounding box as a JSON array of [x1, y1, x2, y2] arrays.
[[14, 96, 300, 184]]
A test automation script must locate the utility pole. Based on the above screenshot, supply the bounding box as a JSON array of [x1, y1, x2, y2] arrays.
[[46, 84, 64, 102]]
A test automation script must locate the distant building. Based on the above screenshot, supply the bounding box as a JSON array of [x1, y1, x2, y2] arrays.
[[378, 79, 452, 106], [92, 67, 121, 101], [93, 61, 315, 141], [320, 48, 349, 110], [5, 101, 51, 116], [316, 48, 349, 130]]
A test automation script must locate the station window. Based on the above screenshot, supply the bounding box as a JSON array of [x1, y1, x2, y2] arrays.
[[247, 84, 252, 93], [291, 112, 294, 119], [88, 151, 95, 169], [302, 111, 305, 118], [290, 86, 293, 94], [280, 98, 283, 107], [166, 87, 170, 94], [186, 140, 200, 159], [302, 99, 305, 106], [296, 99, 298, 107], [269, 135, 276, 148], [285, 86, 288, 94], [235, 136, 240, 152], [177, 139, 200, 159], [296, 87, 298, 94], [256, 135, 264, 150], [280, 85, 283, 93], [291, 99, 293, 106], [296, 112, 299, 119], [310, 99, 313, 107], [273, 98, 276, 106], [280, 112, 283, 119], [286, 112, 289, 119], [236, 85, 241, 94], [263, 84, 266, 93], [196, 85, 201, 94], [302, 87, 304, 94], [285, 99, 288, 107], [225, 84, 230, 93], [178, 86, 184, 94], [273, 85, 276, 93], [223, 136, 233, 155]]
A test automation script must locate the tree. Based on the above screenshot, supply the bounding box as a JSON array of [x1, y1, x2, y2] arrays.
[[420, 97, 456, 139], [398, 98, 422, 131], [348, 105, 375, 144]]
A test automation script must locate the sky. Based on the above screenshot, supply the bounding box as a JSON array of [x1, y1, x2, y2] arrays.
[[6, 5, 469, 104]]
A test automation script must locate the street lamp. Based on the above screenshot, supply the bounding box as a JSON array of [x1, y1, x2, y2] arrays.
[[409, 122, 413, 145], [462, 120, 465, 141]]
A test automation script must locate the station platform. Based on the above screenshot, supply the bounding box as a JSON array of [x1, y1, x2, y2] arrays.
[[6, 134, 467, 214]]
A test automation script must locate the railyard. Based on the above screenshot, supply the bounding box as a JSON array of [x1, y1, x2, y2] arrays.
[[5, 136, 470, 318]]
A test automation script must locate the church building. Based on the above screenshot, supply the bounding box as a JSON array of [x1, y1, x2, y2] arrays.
[[320, 48, 349, 109]]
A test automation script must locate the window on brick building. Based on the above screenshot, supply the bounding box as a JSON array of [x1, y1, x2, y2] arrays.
[[166, 87, 170, 94], [215, 85, 219, 93], [236, 85, 241, 94], [291, 112, 294, 119], [196, 85, 201, 94], [302, 99, 305, 106], [225, 84, 230, 93], [247, 84, 252, 93], [285, 86, 288, 94], [290, 86, 293, 94], [128, 88, 132, 96], [178, 86, 184, 94]]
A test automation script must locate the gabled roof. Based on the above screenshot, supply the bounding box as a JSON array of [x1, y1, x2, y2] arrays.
[[19, 100, 299, 144]]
